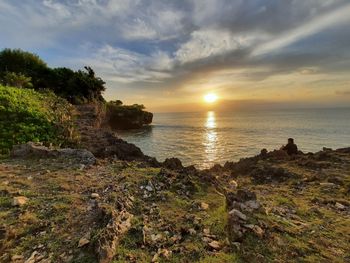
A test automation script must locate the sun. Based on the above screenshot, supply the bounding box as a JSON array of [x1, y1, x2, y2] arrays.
[[204, 93, 218, 103]]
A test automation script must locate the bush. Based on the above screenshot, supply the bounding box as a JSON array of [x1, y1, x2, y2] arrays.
[[0, 85, 77, 154], [0, 72, 33, 89]]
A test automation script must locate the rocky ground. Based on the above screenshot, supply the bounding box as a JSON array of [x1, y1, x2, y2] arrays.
[[0, 144, 349, 263]]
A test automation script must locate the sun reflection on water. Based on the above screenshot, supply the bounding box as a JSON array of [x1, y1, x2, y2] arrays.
[[203, 111, 217, 164]]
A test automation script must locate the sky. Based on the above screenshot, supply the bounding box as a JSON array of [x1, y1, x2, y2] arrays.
[[1, 0, 350, 112]]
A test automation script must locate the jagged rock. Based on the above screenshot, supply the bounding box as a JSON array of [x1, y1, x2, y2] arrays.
[[208, 240, 222, 250], [229, 209, 247, 221], [250, 165, 299, 183], [12, 196, 29, 206], [78, 237, 90, 248], [24, 251, 43, 263], [335, 202, 345, 210], [11, 255, 24, 262], [95, 205, 133, 263], [200, 202, 209, 210], [10, 142, 96, 165], [163, 158, 183, 170], [91, 193, 100, 199]]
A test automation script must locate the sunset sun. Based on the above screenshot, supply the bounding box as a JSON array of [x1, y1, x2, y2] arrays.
[[204, 93, 218, 103]]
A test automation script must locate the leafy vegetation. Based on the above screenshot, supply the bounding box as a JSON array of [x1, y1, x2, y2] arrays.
[[0, 48, 105, 103], [0, 85, 77, 154]]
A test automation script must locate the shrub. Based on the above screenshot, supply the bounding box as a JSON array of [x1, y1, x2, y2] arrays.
[[0, 85, 77, 154], [0, 72, 33, 89]]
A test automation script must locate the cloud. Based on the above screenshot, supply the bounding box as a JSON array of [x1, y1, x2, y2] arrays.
[[1, 0, 350, 106]]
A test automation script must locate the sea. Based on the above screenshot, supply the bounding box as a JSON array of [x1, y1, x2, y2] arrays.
[[117, 108, 350, 169]]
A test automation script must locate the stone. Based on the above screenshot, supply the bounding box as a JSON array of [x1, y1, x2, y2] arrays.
[[90, 193, 100, 199], [208, 240, 221, 250], [145, 185, 153, 192], [78, 237, 90, 248], [320, 182, 335, 187], [11, 255, 24, 261], [12, 196, 29, 206], [10, 142, 96, 165], [335, 202, 345, 210], [189, 228, 196, 235], [163, 158, 183, 170], [229, 180, 238, 189], [245, 200, 260, 210], [200, 202, 209, 210], [252, 225, 264, 238], [24, 251, 40, 263], [229, 209, 247, 221], [203, 228, 210, 235]]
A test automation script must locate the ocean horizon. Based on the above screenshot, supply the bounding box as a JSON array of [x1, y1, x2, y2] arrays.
[[118, 107, 350, 169]]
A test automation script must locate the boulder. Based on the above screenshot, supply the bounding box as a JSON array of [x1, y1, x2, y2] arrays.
[[10, 142, 96, 165], [163, 158, 183, 170], [12, 196, 29, 206]]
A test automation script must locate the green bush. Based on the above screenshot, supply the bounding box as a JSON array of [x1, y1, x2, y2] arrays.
[[0, 85, 77, 154]]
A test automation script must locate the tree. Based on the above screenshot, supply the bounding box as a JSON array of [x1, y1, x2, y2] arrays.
[[0, 48, 107, 103], [0, 49, 48, 88]]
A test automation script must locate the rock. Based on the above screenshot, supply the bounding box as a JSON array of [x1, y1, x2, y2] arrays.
[[250, 165, 299, 183], [95, 205, 133, 263], [10, 142, 96, 165], [24, 251, 40, 263], [145, 185, 153, 192], [200, 202, 209, 210], [229, 180, 238, 190], [208, 240, 222, 250], [150, 233, 163, 242], [163, 158, 183, 170], [245, 200, 260, 210], [90, 193, 100, 199], [252, 225, 264, 238], [335, 202, 345, 210], [228, 209, 247, 221], [11, 255, 24, 261], [319, 182, 335, 187], [203, 228, 210, 235], [78, 237, 90, 248], [12, 196, 29, 206], [189, 228, 196, 235]]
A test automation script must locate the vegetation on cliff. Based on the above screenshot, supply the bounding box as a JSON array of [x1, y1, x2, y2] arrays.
[[106, 101, 153, 129], [0, 85, 77, 154]]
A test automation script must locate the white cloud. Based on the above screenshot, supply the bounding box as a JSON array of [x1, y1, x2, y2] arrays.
[[253, 3, 350, 56], [175, 29, 252, 64]]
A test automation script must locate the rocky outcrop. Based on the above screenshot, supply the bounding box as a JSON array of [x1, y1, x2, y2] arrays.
[[95, 205, 133, 263], [226, 189, 265, 243], [75, 104, 158, 163], [10, 142, 96, 165], [107, 105, 153, 130]]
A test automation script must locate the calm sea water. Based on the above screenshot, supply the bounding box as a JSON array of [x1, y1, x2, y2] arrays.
[[117, 108, 350, 169]]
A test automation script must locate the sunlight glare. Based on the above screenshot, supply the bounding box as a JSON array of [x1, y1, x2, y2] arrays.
[[204, 93, 218, 103]]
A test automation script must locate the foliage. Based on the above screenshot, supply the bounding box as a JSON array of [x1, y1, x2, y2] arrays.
[[0, 71, 33, 89], [0, 49, 106, 103], [0, 85, 77, 154]]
